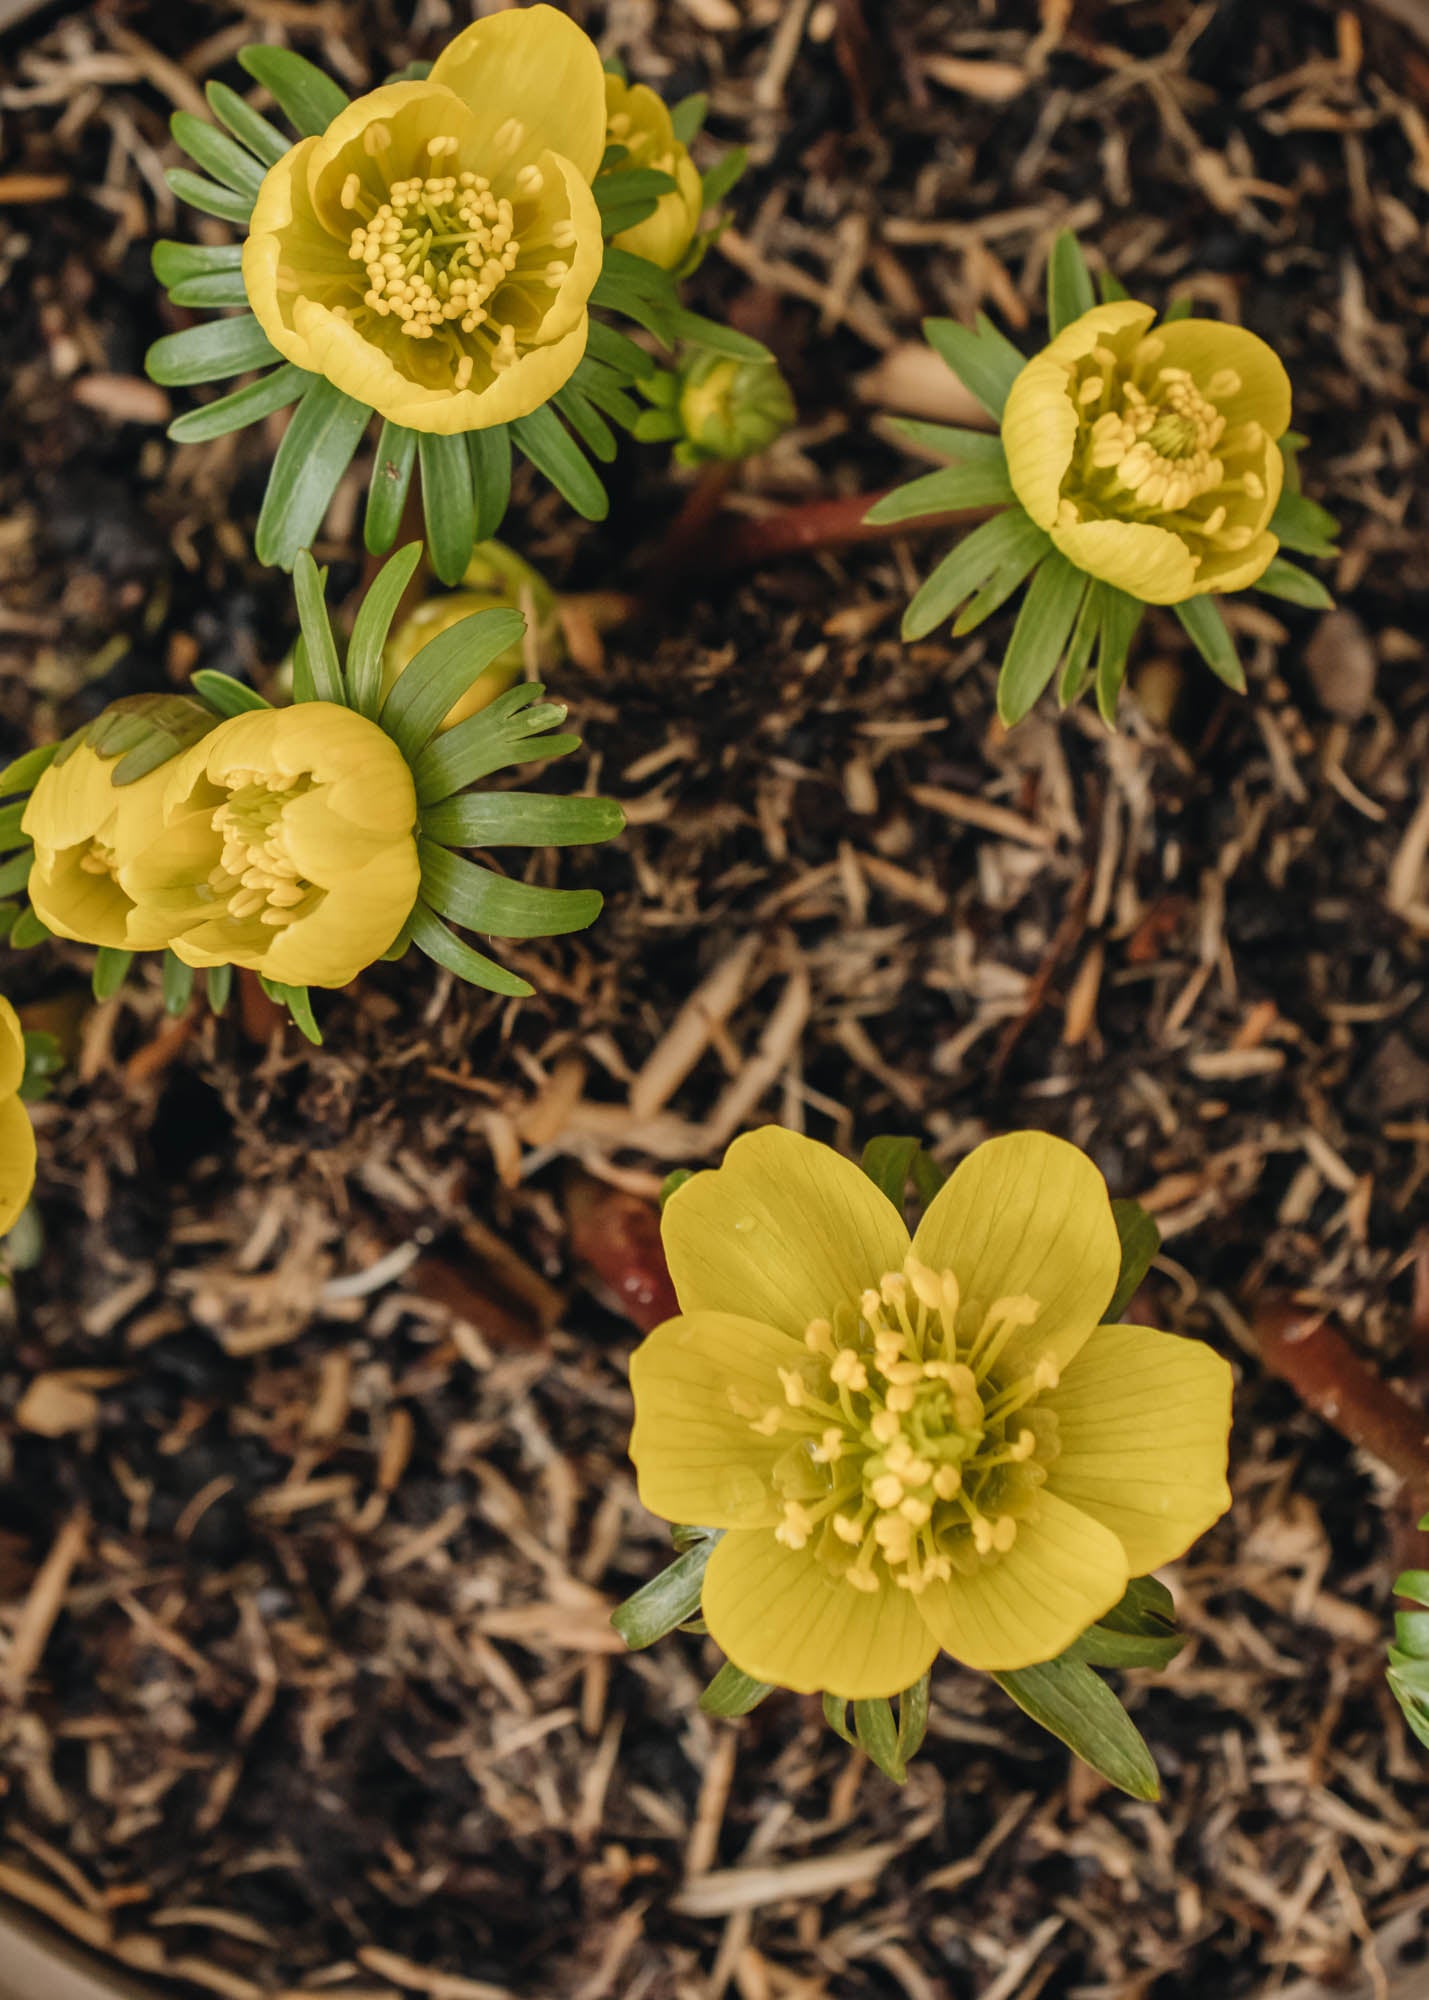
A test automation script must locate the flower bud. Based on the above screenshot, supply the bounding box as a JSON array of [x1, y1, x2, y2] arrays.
[[676, 353, 795, 464]]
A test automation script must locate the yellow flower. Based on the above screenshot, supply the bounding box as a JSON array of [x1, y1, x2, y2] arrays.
[[382, 541, 562, 732], [23, 747, 181, 950], [243, 5, 606, 434], [0, 997, 36, 1237], [119, 705, 420, 989], [1002, 301, 1292, 605], [602, 74, 703, 270], [629, 1128, 1232, 1700]]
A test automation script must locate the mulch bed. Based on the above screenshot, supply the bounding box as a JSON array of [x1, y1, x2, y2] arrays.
[[3, 1, 1429, 1995]]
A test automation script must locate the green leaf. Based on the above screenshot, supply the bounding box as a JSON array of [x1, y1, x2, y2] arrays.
[[701, 145, 748, 209], [866, 459, 1014, 525], [167, 363, 309, 444], [902, 507, 1049, 642], [670, 92, 708, 144], [420, 791, 624, 850], [924, 313, 1027, 421], [419, 430, 476, 586], [853, 1699, 906, 1781], [380, 608, 527, 761], [161, 952, 196, 1016], [292, 550, 346, 706], [408, 900, 533, 997], [1106, 1199, 1160, 1321], [146, 314, 279, 388], [260, 978, 322, 1044], [346, 540, 424, 720], [822, 1692, 858, 1749], [0, 851, 32, 897], [170, 110, 265, 201], [1268, 485, 1340, 558], [9, 908, 51, 950], [254, 379, 369, 571], [612, 1533, 720, 1649], [661, 307, 770, 363], [897, 1672, 931, 1767], [291, 634, 315, 704], [595, 167, 678, 227], [418, 838, 603, 940], [888, 420, 1007, 464], [164, 167, 254, 225], [1057, 578, 1104, 707], [0, 802, 28, 847], [206, 964, 233, 1015], [1394, 1567, 1429, 1612], [911, 1150, 948, 1204], [205, 79, 290, 168], [1255, 554, 1334, 610], [238, 44, 349, 138], [553, 385, 617, 464], [411, 684, 578, 804], [164, 268, 251, 310], [151, 240, 244, 288], [1068, 1578, 1185, 1672], [0, 743, 59, 799], [1047, 231, 1096, 337], [510, 406, 609, 521], [859, 1136, 921, 1207], [1097, 268, 1130, 304], [699, 1663, 773, 1717], [1162, 296, 1193, 323], [1175, 595, 1245, 694], [585, 321, 655, 380], [1095, 586, 1143, 725], [92, 948, 134, 1003], [364, 421, 417, 556], [190, 669, 272, 716], [468, 425, 513, 544], [993, 1656, 1160, 1800], [997, 551, 1088, 726]]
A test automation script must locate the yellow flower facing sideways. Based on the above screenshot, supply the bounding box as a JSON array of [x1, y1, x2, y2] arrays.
[[602, 74, 703, 271], [119, 705, 420, 989], [1002, 300, 1292, 605], [24, 745, 184, 950], [243, 5, 607, 433], [629, 1127, 1232, 1700], [0, 998, 36, 1237]]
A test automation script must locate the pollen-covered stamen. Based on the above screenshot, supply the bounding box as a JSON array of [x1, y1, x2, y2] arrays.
[[78, 835, 120, 878], [745, 1257, 1063, 1595], [205, 774, 320, 932]]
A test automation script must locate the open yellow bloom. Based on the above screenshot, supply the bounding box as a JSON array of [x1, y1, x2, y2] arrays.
[[1002, 301, 1291, 605], [23, 746, 181, 950], [0, 998, 36, 1237], [629, 1128, 1232, 1699], [119, 705, 420, 989], [243, 5, 606, 434], [602, 74, 702, 271]]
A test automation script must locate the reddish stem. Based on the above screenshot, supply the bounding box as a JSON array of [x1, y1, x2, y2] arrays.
[[1256, 1300, 1429, 1506], [696, 494, 990, 574]]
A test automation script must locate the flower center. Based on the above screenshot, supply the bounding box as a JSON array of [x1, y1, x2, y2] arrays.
[[78, 835, 119, 879], [205, 771, 319, 931], [342, 131, 575, 385], [736, 1256, 1062, 1596]]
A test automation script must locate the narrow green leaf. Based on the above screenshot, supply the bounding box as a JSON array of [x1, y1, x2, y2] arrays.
[[411, 684, 579, 806], [924, 314, 1027, 420], [206, 964, 233, 1015], [165, 167, 253, 225], [190, 670, 272, 716], [902, 508, 1049, 642], [418, 838, 602, 939], [254, 378, 369, 572], [292, 550, 346, 706], [853, 1699, 905, 1781], [1095, 586, 1143, 725], [170, 111, 265, 200], [585, 320, 655, 380], [380, 608, 527, 761], [1175, 595, 1245, 693], [469, 425, 513, 543], [238, 45, 349, 138], [866, 459, 1014, 525], [409, 900, 533, 998], [1047, 230, 1096, 337], [418, 429, 476, 586], [0, 743, 59, 799], [346, 540, 424, 720], [1106, 1199, 1160, 1321], [859, 1136, 920, 1207], [889, 420, 1006, 463], [260, 978, 322, 1043], [291, 634, 315, 704], [1255, 554, 1334, 610], [420, 792, 624, 850], [553, 386, 617, 464], [896, 1673, 931, 1767], [1097, 268, 1130, 304], [205, 79, 290, 168], [700, 145, 748, 208], [162, 952, 196, 1016], [662, 307, 771, 363], [364, 421, 417, 556], [670, 92, 708, 144], [9, 908, 51, 950], [1162, 297, 1193, 323], [699, 1663, 773, 1717], [0, 851, 31, 897], [822, 1693, 858, 1749], [1057, 578, 1104, 707], [1268, 485, 1340, 558], [152, 240, 243, 288], [659, 1169, 694, 1210], [595, 167, 677, 219], [165, 268, 250, 310], [911, 1150, 948, 1204], [167, 363, 308, 444], [92, 948, 133, 1003], [997, 552, 1088, 726], [510, 406, 609, 521], [611, 1534, 720, 1649], [146, 314, 278, 389], [994, 1657, 1161, 1800], [1394, 1566, 1429, 1612], [0, 802, 28, 847], [572, 362, 642, 431]]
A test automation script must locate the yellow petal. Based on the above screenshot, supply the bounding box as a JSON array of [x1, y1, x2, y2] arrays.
[[430, 3, 607, 183], [909, 1132, 1120, 1377], [1001, 352, 1079, 530], [0, 1091, 36, 1238], [202, 705, 413, 825], [662, 1127, 910, 1338], [1040, 1322, 1233, 1572], [22, 745, 117, 853], [0, 996, 25, 1099], [1154, 319, 1293, 440], [257, 841, 420, 988], [1194, 530, 1279, 597], [242, 138, 323, 370], [628, 1310, 806, 1529], [1051, 517, 1200, 604], [528, 153, 604, 344], [304, 81, 472, 237], [915, 1490, 1128, 1672], [702, 1529, 939, 1699], [27, 852, 136, 949]]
